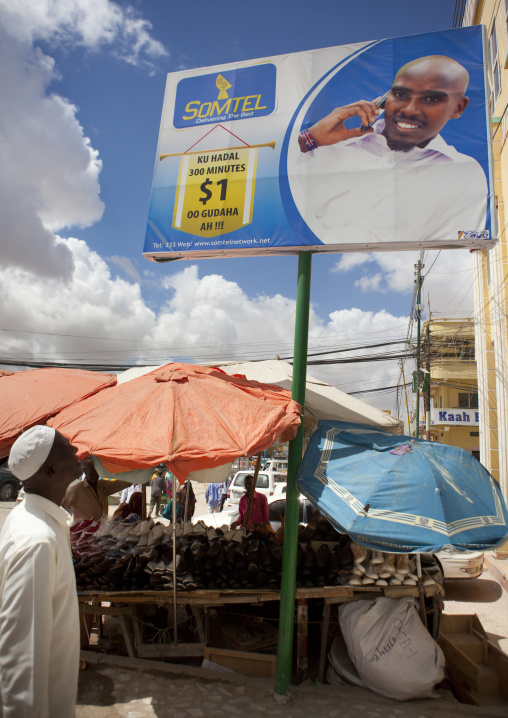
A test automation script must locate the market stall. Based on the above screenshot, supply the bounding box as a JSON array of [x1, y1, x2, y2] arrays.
[[77, 583, 441, 675], [46, 366, 507, 696], [71, 511, 443, 683], [294, 420, 508, 697]]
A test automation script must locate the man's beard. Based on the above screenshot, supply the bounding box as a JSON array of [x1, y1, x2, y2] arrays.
[[383, 134, 417, 152]]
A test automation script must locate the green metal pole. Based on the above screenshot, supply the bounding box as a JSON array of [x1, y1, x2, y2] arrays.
[[415, 262, 422, 438], [276, 251, 312, 695]]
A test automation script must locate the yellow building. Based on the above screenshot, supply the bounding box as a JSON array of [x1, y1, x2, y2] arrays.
[[421, 319, 480, 457], [458, 0, 508, 503]]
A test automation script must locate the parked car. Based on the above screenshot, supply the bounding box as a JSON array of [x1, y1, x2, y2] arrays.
[[0, 461, 22, 501], [225, 470, 286, 507], [433, 547, 484, 580], [263, 458, 288, 474], [195, 495, 312, 532], [267, 494, 314, 531]]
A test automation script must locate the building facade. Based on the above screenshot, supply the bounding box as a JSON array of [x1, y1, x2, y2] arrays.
[[421, 319, 480, 457], [459, 0, 508, 501]]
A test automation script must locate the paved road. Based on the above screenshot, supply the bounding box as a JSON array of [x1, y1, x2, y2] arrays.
[[76, 655, 508, 718]]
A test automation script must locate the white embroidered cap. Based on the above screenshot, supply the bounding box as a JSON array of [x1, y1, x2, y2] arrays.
[[8, 425, 56, 481]]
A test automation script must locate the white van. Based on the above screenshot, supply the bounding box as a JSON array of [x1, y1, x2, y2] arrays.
[[262, 458, 288, 474], [226, 470, 286, 507]]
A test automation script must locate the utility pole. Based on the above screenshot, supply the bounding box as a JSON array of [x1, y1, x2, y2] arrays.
[[423, 320, 431, 440], [400, 360, 411, 432], [414, 260, 424, 438]]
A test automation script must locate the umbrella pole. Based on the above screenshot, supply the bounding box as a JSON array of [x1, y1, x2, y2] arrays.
[[172, 473, 178, 644], [243, 452, 262, 527], [416, 553, 427, 629], [276, 251, 312, 696], [142, 483, 147, 519], [184, 480, 190, 522]]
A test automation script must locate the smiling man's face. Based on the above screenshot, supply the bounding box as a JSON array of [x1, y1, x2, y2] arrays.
[[382, 56, 469, 152]]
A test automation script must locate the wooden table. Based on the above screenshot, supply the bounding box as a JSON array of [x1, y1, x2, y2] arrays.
[[78, 583, 440, 680]]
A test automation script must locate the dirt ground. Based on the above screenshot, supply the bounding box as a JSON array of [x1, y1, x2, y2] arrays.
[[76, 652, 508, 718]]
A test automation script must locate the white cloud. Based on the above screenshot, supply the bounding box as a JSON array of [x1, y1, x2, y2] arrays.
[[0, 247, 408, 413], [0, 0, 167, 279], [108, 255, 142, 282], [0, 1, 410, 419], [0, 0, 167, 67], [308, 307, 409, 412], [332, 249, 474, 316], [155, 266, 299, 355], [0, 237, 155, 362], [0, 32, 103, 278], [332, 254, 375, 273], [354, 273, 384, 292]]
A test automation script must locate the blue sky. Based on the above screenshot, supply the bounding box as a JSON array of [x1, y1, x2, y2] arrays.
[[0, 0, 476, 415]]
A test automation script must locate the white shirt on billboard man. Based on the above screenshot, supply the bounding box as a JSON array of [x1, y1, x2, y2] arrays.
[[294, 56, 488, 246]]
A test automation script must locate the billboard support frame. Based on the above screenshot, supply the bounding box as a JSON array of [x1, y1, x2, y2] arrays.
[[276, 250, 312, 695]]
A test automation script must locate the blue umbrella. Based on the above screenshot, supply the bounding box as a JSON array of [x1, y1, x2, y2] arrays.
[[296, 420, 508, 553]]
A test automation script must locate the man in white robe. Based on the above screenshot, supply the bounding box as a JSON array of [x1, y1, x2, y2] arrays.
[[0, 426, 83, 718]]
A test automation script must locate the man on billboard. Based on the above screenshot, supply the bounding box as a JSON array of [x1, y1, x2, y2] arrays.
[[296, 55, 488, 246]]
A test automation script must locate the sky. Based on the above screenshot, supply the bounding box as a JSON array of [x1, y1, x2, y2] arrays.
[[0, 0, 476, 421]]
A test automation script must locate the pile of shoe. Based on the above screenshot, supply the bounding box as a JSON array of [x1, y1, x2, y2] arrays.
[[70, 517, 435, 593], [71, 516, 351, 591], [71, 517, 284, 591], [347, 543, 433, 588]]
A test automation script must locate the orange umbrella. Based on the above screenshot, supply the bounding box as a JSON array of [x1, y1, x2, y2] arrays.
[[0, 368, 117, 458], [49, 363, 301, 482]]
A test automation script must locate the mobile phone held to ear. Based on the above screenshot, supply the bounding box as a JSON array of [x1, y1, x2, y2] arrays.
[[360, 91, 389, 132]]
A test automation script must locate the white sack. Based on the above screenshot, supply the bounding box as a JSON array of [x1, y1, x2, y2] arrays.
[[338, 597, 445, 701]]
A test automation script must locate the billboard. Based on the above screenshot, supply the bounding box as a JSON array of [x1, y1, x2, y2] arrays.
[[144, 26, 496, 262]]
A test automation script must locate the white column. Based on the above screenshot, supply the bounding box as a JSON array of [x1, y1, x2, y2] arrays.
[[472, 251, 490, 471], [490, 242, 508, 500]]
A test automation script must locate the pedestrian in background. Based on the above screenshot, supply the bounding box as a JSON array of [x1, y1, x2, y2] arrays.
[[148, 468, 165, 517], [164, 468, 175, 498], [120, 482, 142, 505], [236, 474, 269, 530], [205, 482, 222, 513], [62, 455, 130, 521], [220, 477, 231, 511]]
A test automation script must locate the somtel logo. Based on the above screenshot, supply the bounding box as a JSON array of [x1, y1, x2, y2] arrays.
[[173, 64, 276, 129]]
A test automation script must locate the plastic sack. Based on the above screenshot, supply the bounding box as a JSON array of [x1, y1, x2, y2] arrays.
[[338, 596, 445, 700]]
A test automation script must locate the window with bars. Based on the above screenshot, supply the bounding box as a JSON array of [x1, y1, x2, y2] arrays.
[[489, 20, 501, 113], [458, 392, 479, 409], [505, 0, 508, 47]]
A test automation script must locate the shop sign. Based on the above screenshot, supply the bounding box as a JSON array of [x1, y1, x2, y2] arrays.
[[430, 408, 479, 426]]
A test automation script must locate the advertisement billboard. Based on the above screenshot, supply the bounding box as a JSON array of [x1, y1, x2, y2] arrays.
[[143, 26, 496, 262]]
